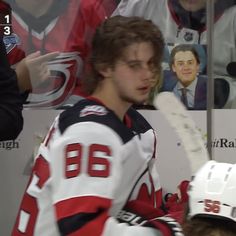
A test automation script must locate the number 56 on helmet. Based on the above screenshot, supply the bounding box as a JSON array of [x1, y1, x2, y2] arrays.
[[188, 160, 236, 222]]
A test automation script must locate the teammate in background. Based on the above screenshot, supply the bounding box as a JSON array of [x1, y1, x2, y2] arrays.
[[183, 160, 236, 236], [5, 0, 118, 108], [113, 0, 236, 108], [0, 1, 23, 141], [12, 16, 183, 236], [161, 44, 207, 110]]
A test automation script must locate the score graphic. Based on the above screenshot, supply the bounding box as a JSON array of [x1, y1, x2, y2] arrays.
[[0, 2, 11, 36]]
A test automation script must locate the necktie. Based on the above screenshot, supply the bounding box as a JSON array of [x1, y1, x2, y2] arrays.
[[180, 88, 188, 108]]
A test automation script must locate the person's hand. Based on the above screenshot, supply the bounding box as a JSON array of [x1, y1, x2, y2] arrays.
[[117, 200, 184, 236], [15, 51, 60, 92]]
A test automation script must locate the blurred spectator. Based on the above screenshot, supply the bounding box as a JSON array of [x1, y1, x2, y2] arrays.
[[0, 38, 23, 141], [0, 1, 23, 140], [5, 0, 118, 108]]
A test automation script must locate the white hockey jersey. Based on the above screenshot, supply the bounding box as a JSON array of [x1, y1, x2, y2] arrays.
[[113, 0, 236, 108], [12, 98, 165, 236]]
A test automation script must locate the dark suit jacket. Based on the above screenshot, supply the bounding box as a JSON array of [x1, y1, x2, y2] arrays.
[[160, 70, 207, 110], [0, 39, 23, 140]]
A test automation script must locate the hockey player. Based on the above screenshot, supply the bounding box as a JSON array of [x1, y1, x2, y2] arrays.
[[5, 0, 117, 108], [183, 160, 236, 235], [113, 0, 236, 108], [12, 16, 183, 235]]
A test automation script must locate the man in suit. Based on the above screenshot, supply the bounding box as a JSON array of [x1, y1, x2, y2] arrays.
[[161, 44, 207, 110]]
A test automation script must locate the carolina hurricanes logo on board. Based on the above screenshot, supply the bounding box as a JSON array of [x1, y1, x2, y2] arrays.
[[25, 52, 83, 108]]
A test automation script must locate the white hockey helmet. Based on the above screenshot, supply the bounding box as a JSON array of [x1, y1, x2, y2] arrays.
[[188, 160, 236, 222]]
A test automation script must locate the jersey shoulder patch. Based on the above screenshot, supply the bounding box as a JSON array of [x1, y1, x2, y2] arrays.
[[58, 100, 153, 143], [80, 104, 108, 117]]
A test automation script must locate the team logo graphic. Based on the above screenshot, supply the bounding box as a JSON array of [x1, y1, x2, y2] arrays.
[[3, 33, 21, 53], [184, 32, 194, 42]]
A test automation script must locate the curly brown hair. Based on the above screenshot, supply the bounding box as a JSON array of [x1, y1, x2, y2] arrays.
[[82, 15, 165, 95], [183, 216, 236, 236]]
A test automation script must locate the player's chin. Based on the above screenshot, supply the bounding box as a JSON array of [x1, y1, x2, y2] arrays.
[[125, 90, 150, 104], [133, 94, 149, 105]]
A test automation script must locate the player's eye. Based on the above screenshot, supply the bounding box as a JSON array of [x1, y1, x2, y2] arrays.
[[148, 61, 156, 72], [127, 62, 142, 70]]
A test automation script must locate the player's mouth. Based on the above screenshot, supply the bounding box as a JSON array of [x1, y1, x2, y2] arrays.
[[138, 86, 150, 94], [186, 0, 200, 4]]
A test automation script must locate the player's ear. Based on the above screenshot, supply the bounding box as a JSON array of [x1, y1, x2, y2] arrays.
[[96, 63, 112, 78]]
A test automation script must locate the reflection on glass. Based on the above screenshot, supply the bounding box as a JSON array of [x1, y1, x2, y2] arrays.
[[113, 0, 236, 109], [4, 0, 118, 109]]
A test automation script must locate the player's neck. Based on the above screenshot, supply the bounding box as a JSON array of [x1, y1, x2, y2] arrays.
[[15, 0, 54, 17], [92, 84, 131, 121]]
